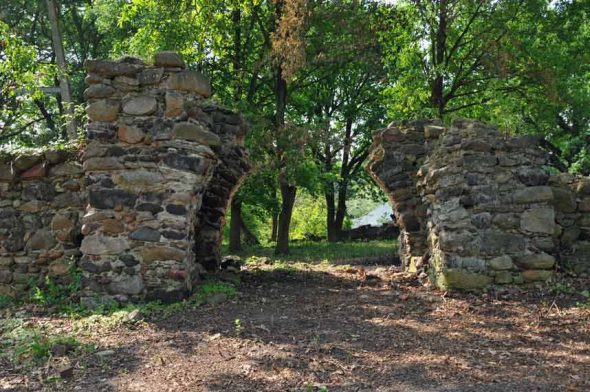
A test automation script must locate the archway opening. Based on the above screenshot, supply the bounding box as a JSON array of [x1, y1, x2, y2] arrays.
[[215, 179, 401, 277]]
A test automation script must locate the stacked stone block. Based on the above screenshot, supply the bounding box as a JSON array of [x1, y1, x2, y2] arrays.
[[0, 151, 85, 297], [368, 119, 590, 290]]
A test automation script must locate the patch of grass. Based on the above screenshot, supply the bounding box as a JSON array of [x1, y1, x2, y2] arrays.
[[197, 281, 238, 298], [577, 290, 590, 309], [72, 306, 140, 332], [244, 258, 319, 277], [4, 275, 240, 341], [250, 258, 299, 272], [0, 318, 80, 366], [548, 280, 576, 295], [154, 281, 238, 313], [0, 280, 240, 365], [0, 294, 17, 309], [68, 280, 240, 327], [223, 239, 398, 264]]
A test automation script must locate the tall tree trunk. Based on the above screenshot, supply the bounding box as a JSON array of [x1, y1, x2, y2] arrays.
[[46, 0, 77, 140], [432, 0, 447, 118], [229, 198, 242, 252], [270, 185, 279, 242], [324, 148, 337, 242], [228, 8, 244, 252], [333, 181, 348, 239], [272, 1, 297, 255], [332, 118, 354, 240], [325, 189, 337, 242], [274, 62, 295, 255]]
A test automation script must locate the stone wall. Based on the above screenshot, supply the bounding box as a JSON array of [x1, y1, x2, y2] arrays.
[[0, 52, 249, 304], [79, 52, 249, 304], [0, 151, 85, 297], [3, 54, 589, 300], [368, 119, 590, 290]]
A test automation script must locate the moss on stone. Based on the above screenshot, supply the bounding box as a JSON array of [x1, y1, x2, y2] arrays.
[[522, 269, 553, 282], [435, 269, 492, 291]]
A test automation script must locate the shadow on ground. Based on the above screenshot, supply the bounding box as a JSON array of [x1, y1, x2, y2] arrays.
[[2, 263, 589, 392]]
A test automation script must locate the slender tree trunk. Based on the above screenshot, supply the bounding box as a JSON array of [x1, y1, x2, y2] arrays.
[[270, 212, 278, 242], [229, 198, 244, 251], [272, 1, 297, 255], [324, 146, 337, 242], [274, 61, 295, 254], [432, 0, 447, 119], [332, 118, 354, 240], [228, 8, 244, 252], [276, 175, 297, 254], [333, 183, 348, 239], [46, 0, 77, 140], [270, 183, 279, 242], [325, 189, 337, 242], [229, 198, 242, 252], [33, 99, 57, 133]]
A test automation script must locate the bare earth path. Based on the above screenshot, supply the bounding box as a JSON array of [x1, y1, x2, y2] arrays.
[[2, 260, 589, 391]]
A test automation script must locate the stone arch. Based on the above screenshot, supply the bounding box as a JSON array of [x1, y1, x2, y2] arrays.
[[367, 119, 441, 272], [193, 108, 251, 272], [368, 118, 590, 290]]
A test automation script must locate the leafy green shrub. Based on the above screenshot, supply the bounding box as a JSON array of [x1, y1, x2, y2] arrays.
[[290, 193, 328, 241]]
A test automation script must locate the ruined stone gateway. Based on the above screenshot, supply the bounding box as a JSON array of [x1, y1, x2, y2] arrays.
[[0, 53, 250, 305], [1, 55, 589, 305], [367, 119, 590, 289]]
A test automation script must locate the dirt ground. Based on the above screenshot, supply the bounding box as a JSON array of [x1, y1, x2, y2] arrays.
[[1, 258, 589, 392]]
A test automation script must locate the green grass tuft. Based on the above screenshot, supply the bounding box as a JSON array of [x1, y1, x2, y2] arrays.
[[0, 294, 17, 309], [0, 318, 80, 366], [197, 281, 238, 297]]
